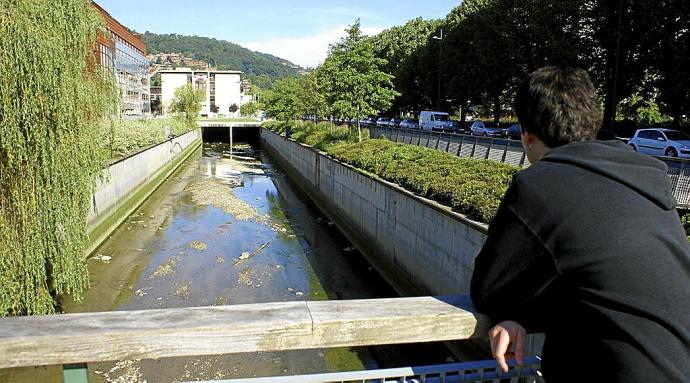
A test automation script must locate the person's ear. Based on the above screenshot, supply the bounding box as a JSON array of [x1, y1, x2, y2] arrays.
[[521, 129, 537, 150]]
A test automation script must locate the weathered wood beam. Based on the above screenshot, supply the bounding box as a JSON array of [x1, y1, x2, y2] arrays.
[[0, 295, 488, 369]]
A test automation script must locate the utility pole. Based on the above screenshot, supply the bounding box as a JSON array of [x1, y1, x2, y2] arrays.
[[433, 29, 443, 110]]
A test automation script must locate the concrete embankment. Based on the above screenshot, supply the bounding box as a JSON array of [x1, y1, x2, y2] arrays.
[[261, 128, 488, 296], [86, 129, 202, 255]]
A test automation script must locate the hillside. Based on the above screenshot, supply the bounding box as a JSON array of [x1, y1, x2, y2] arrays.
[[142, 32, 300, 87]]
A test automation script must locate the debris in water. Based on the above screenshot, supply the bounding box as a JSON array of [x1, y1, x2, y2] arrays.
[[186, 178, 259, 220], [150, 257, 179, 278], [92, 253, 112, 263], [238, 267, 256, 286], [134, 289, 147, 297], [190, 241, 208, 251], [343, 246, 356, 252], [101, 360, 146, 383], [176, 284, 190, 299], [216, 256, 225, 264], [327, 221, 335, 227], [234, 242, 270, 266], [295, 291, 304, 297]]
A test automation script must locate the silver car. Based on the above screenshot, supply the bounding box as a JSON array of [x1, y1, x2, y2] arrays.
[[628, 128, 690, 158]]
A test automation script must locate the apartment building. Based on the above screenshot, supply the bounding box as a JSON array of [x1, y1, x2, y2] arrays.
[[92, 2, 151, 115], [160, 69, 243, 118]]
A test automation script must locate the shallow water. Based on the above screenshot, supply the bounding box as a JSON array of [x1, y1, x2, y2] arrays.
[[0, 141, 454, 383]]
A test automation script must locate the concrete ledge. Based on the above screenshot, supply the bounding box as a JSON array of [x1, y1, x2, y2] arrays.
[[261, 128, 489, 296], [85, 129, 202, 256]]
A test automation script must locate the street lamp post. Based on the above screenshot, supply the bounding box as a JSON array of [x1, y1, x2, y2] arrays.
[[432, 29, 443, 111]]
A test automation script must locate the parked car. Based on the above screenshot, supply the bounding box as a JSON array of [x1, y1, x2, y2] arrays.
[[389, 118, 403, 128], [360, 117, 375, 126], [400, 118, 419, 130], [470, 121, 504, 137], [506, 123, 522, 140], [419, 111, 453, 131], [446, 120, 463, 133], [628, 128, 690, 158], [376, 117, 392, 127]]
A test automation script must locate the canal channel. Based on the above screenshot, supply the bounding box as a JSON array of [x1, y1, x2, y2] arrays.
[[0, 135, 455, 382]]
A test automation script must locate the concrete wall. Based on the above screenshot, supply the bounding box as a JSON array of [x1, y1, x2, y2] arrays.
[[85, 129, 202, 255], [261, 128, 488, 296]]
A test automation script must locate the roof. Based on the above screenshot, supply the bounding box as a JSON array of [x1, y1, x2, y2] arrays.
[[91, 1, 147, 55]]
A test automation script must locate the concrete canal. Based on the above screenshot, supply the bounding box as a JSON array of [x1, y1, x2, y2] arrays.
[[0, 138, 453, 382]]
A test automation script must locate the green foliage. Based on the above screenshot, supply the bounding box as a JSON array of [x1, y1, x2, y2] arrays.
[[263, 77, 304, 122], [141, 32, 300, 85], [369, 18, 442, 114], [679, 210, 690, 241], [263, 121, 361, 151], [0, 0, 118, 316], [170, 84, 205, 125], [318, 21, 399, 141], [369, 0, 690, 129], [240, 101, 262, 117], [99, 118, 196, 160], [263, 122, 517, 222]]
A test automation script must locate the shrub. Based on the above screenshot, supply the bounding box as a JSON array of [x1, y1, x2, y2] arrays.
[[99, 118, 195, 160], [264, 121, 519, 223]]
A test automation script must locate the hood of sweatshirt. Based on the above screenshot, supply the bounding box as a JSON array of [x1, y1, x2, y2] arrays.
[[541, 140, 676, 210]]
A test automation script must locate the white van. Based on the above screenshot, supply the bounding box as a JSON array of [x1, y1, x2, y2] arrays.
[[419, 111, 453, 131]]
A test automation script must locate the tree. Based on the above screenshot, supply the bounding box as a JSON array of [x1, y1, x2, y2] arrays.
[[319, 21, 399, 141], [229, 103, 239, 113], [0, 0, 117, 315], [240, 101, 262, 117], [170, 83, 205, 125], [263, 77, 303, 123], [370, 18, 441, 115], [299, 71, 329, 120]]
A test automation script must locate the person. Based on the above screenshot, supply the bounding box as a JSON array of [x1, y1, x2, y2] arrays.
[[470, 66, 690, 382]]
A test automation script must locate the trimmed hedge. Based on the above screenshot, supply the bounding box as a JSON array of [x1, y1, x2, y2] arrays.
[[264, 121, 519, 223]]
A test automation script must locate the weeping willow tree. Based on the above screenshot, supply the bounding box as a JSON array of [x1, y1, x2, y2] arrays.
[[0, 0, 117, 316]]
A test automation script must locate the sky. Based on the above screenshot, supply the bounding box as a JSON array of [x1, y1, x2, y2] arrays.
[[95, 1, 458, 68]]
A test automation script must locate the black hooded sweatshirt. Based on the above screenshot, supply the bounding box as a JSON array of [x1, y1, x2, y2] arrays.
[[471, 140, 690, 382]]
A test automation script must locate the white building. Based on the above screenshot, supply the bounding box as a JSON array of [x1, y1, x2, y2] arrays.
[[160, 68, 243, 118]]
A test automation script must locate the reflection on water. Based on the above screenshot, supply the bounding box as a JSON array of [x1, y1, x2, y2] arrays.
[[0, 142, 452, 383]]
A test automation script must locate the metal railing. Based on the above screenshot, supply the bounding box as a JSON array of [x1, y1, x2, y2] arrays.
[[370, 126, 530, 168], [200, 358, 543, 383], [370, 126, 690, 208]]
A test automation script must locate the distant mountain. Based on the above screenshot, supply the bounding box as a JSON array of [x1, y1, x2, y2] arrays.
[[141, 32, 300, 88]]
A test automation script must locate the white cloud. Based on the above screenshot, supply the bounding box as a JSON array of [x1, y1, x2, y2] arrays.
[[244, 25, 385, 69]]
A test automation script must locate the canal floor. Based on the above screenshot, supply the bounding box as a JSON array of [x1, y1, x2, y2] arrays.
[[0, 141, 454, 383]]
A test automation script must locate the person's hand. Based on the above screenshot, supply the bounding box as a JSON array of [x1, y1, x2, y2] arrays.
[[488, 320, 526, 373]]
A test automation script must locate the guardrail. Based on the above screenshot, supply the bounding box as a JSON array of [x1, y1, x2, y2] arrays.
[[371, 126, 690, 208], [0, 296, 541, 382], [370, 126, 530, 168]]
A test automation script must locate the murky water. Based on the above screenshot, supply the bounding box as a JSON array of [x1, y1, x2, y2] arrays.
[[0, 141, 454, 383]]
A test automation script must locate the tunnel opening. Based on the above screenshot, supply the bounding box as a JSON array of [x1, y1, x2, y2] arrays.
[[201, 125, 260, 146]]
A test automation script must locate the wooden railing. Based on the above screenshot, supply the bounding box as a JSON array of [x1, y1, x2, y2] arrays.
[[0, 295, 489, 370]]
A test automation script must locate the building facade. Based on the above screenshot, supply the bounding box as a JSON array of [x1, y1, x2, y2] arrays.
[[160, 69, 243, 118], [92, 2, 151, 115]]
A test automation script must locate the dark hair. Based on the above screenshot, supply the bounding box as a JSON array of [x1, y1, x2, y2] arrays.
[[515, 66, 602, 147]]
